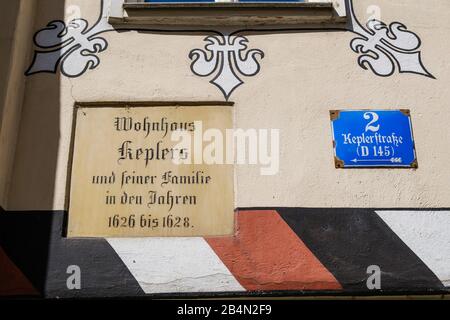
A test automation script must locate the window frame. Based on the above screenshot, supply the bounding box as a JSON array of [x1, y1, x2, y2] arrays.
[[109, 0, 347, 27]]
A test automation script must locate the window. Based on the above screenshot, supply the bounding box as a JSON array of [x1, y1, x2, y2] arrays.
[[110, 0, 346, 26], [143, 0, 306, 2]]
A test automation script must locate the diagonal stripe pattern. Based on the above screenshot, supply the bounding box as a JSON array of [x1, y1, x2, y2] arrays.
[[1, 207, 449, 296], [376, 210, 450, 287], [107, 237, 245, 294], [0, 246, 38, 296], [278, 208, 445, 291], [206, 210, 342, 291]]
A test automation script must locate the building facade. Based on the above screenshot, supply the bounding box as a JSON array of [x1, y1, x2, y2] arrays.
[[1, 0, 450, 298]]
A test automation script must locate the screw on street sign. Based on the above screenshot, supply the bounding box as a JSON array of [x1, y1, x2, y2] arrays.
[[330, 110, 418, 168]]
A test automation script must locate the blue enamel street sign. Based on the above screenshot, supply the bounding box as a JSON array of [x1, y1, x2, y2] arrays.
[[330, 110, 417, 168]]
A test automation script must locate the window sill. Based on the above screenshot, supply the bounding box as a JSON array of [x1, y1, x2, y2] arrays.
[[109, 2, 347, 27]]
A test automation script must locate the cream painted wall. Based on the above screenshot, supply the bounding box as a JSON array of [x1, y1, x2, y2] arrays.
[[6, 0, 450, 210], [0, 0, 37, 208], [0, 1, 20, 120]]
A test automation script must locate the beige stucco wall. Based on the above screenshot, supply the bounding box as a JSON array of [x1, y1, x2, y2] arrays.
[[0, 0, 37, 208], [6, 0, 450, 210], [0, 1, 20, 120]]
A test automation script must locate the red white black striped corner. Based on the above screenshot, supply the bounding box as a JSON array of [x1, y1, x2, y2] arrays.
[[0, 207, 449, 298], [0, 209, 144, 298]]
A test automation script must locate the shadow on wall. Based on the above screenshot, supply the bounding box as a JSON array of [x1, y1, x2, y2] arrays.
[[0, 0, 65, 296], [0, 0, 21, 123], [7, 0, 64, 211]]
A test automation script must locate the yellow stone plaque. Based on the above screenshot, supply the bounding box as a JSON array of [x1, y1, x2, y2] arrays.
[[67, 105, 234, 237]]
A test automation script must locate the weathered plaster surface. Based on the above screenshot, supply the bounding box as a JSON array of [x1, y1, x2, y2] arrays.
[[376, 211, 450, 287], [107, 238, 245, 293], [0, 0, 37, 208], [7, 0, 450, 210]]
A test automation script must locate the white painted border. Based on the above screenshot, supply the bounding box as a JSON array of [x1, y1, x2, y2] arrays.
[[376, 211, 450, 287], [107, 237, 245, 293]]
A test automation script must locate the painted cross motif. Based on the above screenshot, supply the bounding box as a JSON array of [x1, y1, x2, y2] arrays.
[[347, 0, 434, 78], [25, 0, 113, 78], [189, 34, 264, 101], [25, 0, 434, 100]]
